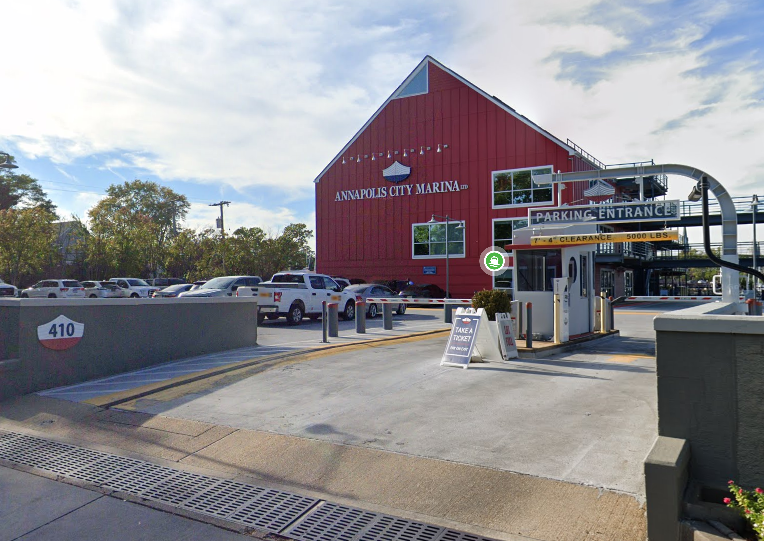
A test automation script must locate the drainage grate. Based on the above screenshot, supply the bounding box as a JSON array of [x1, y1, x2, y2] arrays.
[[357, 515, 443, 541], [287, 503, 380, 541], [0, 430, 498, 541], [143, 471, 221, 506], [229, 489, 318, 532], [0, 430, 318, 534], [183, 479, 269, 518]]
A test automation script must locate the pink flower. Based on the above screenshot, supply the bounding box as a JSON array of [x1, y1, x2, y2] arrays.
[[724, 498, 732, 504], [740, 489, 744, 495], [746, 509, 752, 514], [757, 488, 763, 494], [729, 480, 735, 485]]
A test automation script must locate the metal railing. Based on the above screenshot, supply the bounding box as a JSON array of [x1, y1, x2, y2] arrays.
[[680, 195, 758, 218]]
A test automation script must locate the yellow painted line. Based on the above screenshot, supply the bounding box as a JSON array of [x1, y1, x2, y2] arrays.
[[85, 328, 450, 408], [607, 354, 653, 364]]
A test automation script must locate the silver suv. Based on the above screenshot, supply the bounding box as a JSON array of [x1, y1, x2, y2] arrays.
[[20, 279, 86, 298]]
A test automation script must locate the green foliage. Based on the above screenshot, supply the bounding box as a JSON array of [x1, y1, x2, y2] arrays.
[[0, 208, 58, 285], [0, 153, 57, 215], [87, 180, 189, 277], [726, 480, 764, 540], [471, 289, 512, 321]]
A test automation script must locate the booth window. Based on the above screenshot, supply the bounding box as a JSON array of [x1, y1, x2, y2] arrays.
[[412, 222, 465, 258], [493, 166, 554, 207], [515, 249, 561, 292]]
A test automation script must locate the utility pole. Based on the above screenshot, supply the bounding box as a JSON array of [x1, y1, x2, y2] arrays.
[[210, 201, 230, 274]]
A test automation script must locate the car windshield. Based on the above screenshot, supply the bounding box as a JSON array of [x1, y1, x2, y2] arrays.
[[201, 277, 236, 289], [127, 279, 149, 286], [63, 281, 81, 287], [99, 282, 116, 288], [344, 285, 368, 293], [82, 282, 96, 288]]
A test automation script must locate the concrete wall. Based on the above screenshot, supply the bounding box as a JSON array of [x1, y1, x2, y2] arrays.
[[0, 297, 258, 401], [653, 303, 764, 489]]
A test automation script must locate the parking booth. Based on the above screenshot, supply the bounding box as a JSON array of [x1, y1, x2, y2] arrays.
[[510, 224, 597, 340]]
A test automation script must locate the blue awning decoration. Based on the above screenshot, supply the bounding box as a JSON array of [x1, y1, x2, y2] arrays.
[[382, 161, 411, 183]]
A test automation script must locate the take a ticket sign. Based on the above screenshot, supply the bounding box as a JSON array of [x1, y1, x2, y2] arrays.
[[531, 230, 678, 246], [441, 310, 481, 369], [37, 315, 84, 351]]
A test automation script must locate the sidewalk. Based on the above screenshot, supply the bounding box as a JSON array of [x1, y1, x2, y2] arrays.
[[0, 390, 646, 541]]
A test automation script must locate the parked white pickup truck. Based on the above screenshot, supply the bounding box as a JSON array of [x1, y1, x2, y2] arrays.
[[249, 271, 356, 325]]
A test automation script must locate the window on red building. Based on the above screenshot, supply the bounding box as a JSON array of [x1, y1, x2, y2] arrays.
[[412, 222, 465, 258], [493, 166, 554, 207]]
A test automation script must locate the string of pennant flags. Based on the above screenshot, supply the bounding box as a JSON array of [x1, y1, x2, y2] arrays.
[[342, 144, 449, 164]]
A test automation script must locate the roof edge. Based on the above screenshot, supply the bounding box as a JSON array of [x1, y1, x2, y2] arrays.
[[314, 55, 581, 184]]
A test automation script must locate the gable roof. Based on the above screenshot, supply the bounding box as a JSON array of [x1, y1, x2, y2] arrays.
[[314, 55, 582, 183]]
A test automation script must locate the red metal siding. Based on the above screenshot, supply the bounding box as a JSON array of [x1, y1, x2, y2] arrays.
[[316, 61, 585, 298]]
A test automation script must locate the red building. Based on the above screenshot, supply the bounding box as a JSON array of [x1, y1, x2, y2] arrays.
[[314, 56, 657, 298]]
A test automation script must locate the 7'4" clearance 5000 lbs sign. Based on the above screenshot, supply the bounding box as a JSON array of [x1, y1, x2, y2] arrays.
[[531, 230, 679, 246]]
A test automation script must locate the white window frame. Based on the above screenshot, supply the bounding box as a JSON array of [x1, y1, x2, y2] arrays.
[[411, 222, 466, 260], [491, 164, 555, 209], [491, 217, 527, 289]]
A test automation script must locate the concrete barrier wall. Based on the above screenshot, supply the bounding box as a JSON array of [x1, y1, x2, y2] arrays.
[[653, 303, 764, 489], [0, 297, 258, 401]]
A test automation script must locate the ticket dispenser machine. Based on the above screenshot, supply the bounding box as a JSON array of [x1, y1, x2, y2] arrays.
[[511, 224, 596, 340]]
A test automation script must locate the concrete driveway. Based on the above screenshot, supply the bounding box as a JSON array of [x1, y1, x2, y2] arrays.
[[119, 305, 660, 497]]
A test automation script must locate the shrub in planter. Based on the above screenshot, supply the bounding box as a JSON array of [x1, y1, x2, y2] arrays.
[[471, 289, 512, 321], [726, 480, 764, 540]]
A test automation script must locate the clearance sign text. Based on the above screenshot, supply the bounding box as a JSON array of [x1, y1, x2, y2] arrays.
[[531, 230, 679, 246]]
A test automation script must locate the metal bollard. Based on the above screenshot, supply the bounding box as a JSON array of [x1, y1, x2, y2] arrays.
[[328, 302, 339, 337], [322, 301, 328, 343], [444, 303, 454, 323], [356, 301, 366, 333], [608, 296, 615, 331], [525, 302, 533, 348], [383, 303, 393, 330], [599, 293, 607, 333]]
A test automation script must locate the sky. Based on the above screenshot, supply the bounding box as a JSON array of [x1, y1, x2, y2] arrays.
[[1, 0, 763, 248]]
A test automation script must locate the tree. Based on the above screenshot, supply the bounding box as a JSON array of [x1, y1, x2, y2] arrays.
[[87, 180, 190, 277], [0, 153, 57, 214], [0, 208, 58, 286]]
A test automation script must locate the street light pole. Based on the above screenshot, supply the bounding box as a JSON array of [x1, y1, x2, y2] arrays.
[[428, 214, 464, 298]]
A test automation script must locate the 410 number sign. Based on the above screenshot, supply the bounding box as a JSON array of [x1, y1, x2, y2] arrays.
[[37, 315, 85, 351]]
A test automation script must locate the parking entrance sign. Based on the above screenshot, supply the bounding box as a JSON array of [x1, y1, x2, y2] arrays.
[[441, 308, 483, 369], [37, 315, 84, 351]]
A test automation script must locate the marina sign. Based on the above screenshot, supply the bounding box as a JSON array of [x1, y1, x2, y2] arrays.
[[531, 230, 679, 246], [529, 200, 680, 225]]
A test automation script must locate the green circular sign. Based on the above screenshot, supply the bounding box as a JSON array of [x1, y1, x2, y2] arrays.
[[484, 250, 504, 271]]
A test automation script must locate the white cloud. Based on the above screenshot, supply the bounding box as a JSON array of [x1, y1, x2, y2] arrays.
[[447, 0, 764, 205], [1, 1, 435, 193]]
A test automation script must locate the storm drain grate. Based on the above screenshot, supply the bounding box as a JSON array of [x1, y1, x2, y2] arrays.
[[228, 489, 318, 532], [143, 471, 221, 506], [286, 502, 380, 541], [0, 430, 498, 541], [0, 430, 318, 534], [286, 502, 500, 541]]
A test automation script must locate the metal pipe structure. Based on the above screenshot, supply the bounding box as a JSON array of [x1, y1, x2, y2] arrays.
[[533, 164, 741, 302], [753, 194, 759, 297], [698, 177, 764, 299]]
